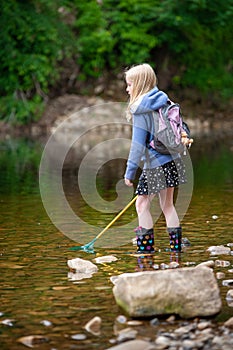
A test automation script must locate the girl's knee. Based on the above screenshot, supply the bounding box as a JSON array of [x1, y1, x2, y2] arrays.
[[136, 196, 150, 214]]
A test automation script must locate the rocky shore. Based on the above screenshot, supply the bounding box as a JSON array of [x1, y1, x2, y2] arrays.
[[65, 244, 233, 350]]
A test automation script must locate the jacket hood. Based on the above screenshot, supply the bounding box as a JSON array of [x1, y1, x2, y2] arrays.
[[130, 86, 168, 114]]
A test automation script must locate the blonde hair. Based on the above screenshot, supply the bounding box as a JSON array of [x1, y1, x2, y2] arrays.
[[125, 63, 157, 120]]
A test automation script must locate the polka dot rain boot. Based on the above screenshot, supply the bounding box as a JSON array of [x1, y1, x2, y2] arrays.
[[167, 227, 182, 252], [134, 226, 155, 254]]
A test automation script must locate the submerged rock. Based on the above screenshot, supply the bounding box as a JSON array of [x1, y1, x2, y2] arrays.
[[94, 255, 118, 264], [84, 316, 102, 336], [67, 257, 98, 281], [112, 266, 222, 318], [67, 257, 98, 273], [17, 335, 49, 348], [207, 245, 231, 255]]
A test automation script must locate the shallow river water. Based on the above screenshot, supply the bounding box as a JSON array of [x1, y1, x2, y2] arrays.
[[0, 130, 233, 350]]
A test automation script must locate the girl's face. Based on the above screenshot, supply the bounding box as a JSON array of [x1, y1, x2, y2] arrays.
[[126, 79, 133, 96]]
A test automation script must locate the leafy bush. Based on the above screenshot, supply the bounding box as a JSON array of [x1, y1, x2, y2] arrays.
[[0, 0, 73, 124], [0, 0, 232, 124]]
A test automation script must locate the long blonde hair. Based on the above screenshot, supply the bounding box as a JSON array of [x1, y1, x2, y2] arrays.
[[125, 63, 157, 120]]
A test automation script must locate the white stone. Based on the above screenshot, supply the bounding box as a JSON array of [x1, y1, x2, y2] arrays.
[[93, 255, 118, 264], [112, 266, 222, 318], [207, 245, 231, 255]]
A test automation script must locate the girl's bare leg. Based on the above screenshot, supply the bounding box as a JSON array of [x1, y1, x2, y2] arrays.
[[158, 187, 180, 227], [136, 194, 155, 229]]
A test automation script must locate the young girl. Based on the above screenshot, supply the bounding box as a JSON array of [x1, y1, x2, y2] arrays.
[[124, 63, 188, 253]]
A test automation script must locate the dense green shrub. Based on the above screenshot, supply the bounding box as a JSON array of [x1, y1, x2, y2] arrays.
[[0, 0, 73, 124], [0, 0, 232, 124]]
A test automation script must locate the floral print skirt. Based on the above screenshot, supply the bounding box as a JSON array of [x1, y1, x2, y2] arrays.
[[135, 158, 187, 196]]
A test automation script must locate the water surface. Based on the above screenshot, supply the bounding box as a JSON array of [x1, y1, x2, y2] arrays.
[[0, 134, 233, 349]]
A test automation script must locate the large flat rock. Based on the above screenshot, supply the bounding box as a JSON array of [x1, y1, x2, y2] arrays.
[[112, 266, 222, 318]]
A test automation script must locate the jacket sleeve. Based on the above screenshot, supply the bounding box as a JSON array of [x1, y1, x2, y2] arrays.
[[124, 115, 149, 181]]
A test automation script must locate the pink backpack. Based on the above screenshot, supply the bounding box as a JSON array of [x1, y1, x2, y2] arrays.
[[150, 100, 190, 155]]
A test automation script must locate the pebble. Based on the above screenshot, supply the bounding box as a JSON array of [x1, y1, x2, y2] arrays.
[[197, 321, 211, 330], [71, 334, 87, 340], [166, 315, 176, 323], [160, 263, 169, 269], [216, 272, 225, 279], [116, 327, 138, 342], [226, 289, 233, 300], [116, 315, 127, 324], [155, 335, 171, 348], [150, 317, 160, 326], [215, 260, 230, 267], [222, 279, 233, 287], [84, 316, 102, 336], [224, 317, 233, 328], [207, 245, 231, 255], [40, 319, 52, 327], [127, 320, 143, 326], [169, 261, 180, 269], [1, 319, 15, 326]]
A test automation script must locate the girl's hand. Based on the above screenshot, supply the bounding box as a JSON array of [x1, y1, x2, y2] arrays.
[[125, 178, 133, 187]]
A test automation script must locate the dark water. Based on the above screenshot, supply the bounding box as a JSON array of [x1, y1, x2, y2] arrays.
[[0, 133, 233, 350]]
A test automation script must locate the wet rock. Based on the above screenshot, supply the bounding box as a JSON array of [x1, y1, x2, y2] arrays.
[[168, 261, 179, 269], [71, 333, 87, 340], [67, 257, 98, 281], [197, 320, 212, 330], [226, 289, 233, 300], [181, 237, 191, 246], [105, 339, 152, 350], [84, 316, 102, 336], [94, 255, 118, 264], [40, 319, 52, 327], [196, 260, 215, 268], [215, 260, 230, 267], [67, 257, 98, 273], [160, 263, 169, 269], [166, 315, 176, 323], [155, 335, 171, 348], [112, 267, 222, 318], [150, 317, 160, 326], [116, 315, 127, 324], [222, 279, 233, 287], [174, 324, 196, 335], [226, 289, 233, 306], [216, 272, 225, 279], [116, 327, 138, 342], [1, 318, 15, 326], [17, 335, 49, 348], [207, 245, 231, 255], [224, 316, 233, 328]]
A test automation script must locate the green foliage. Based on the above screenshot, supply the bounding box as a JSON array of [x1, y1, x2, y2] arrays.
[[0, 0, 73, 124], [0, 0, 232, 124], [153, 0, 233, 96], [72, 0, 114, 78]]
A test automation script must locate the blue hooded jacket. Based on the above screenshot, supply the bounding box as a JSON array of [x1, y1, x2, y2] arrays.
[[124, 86, 179, 181]]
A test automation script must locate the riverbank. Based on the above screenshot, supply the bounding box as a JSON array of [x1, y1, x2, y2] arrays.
[[1, 93, 233, 140]]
